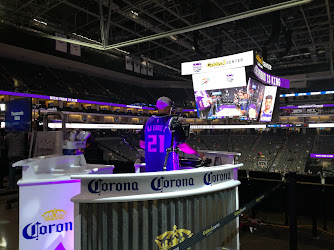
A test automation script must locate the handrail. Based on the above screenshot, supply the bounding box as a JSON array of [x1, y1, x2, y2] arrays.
[[97, 142, 132, 162]]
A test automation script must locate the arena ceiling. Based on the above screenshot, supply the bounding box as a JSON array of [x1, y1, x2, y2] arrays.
[[0, 0, 333, 78]]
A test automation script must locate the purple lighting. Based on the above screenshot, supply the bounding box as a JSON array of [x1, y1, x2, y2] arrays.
[[280, 104, 334, 109], [0, 90, 155, 110], [182, 109, 197, 112], [18, 179, 81, 187], [55, 242, 66, 250], [0, 90, 50, 99], [310, 153, 334, 159]]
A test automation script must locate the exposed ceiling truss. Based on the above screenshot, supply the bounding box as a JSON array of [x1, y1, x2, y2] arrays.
[[0, 0, 333, 77]]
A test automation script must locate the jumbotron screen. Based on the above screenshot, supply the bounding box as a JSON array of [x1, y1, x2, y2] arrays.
[[246, 78, 266, 120], [192, 69, 248, 119], [193, 74, 276, 121], [194, 86, 248, 119], [259, 85, 277, 122]]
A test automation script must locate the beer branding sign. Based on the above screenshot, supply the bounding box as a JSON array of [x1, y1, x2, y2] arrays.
[[155, 225, 193, 250], [75, 166, 236, 200], [22, 208, 73, 241]]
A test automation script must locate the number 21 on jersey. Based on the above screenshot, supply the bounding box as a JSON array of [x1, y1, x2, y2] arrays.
[[147, 135, 165, 153]]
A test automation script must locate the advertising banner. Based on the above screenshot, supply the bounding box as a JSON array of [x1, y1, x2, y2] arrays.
[[55, 33, 67, 53], [73, 167, 235, 201], [147, 63, 153, 76], [134, 59, 141, 73], [181, 50, 254, 75], [141, 62, 148, 75], [253, 65, 290, 89], [19, 181, 80, 250], [70, 43, 81, 56], [5, 98, 31, 132], [125, 56, 133, 71]]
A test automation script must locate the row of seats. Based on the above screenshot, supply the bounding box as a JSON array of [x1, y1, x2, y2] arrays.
[[0, 58, 195, 108], [99, 132, 333, 175]]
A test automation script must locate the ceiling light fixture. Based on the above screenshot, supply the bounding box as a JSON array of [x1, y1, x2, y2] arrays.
[[33, 18, 47, 26]]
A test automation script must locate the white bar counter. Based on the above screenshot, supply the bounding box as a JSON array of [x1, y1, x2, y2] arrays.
[[71, 163, 242, 250], [13, 154, 114, 250]]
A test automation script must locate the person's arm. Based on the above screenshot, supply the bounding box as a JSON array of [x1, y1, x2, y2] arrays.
[[139, 122, 146, 149], [178, 142, 205, 159]]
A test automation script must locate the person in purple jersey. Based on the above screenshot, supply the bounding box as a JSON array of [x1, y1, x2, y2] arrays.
[[260, 95, 273, 121], [140, 97, 204, 172]]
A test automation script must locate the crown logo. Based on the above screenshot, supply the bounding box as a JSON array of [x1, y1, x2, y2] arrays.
[[155, 225, 193, 250], [42, 209, 67, 221]]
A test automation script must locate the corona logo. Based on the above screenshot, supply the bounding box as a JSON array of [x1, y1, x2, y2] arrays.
[[22, 209, 72, 240], [155, 225, 193, 250], [203, 172, 231, 186], [88, 179, 139, 194], [42, 208, 67, 221], [151, 177, 194, 192]]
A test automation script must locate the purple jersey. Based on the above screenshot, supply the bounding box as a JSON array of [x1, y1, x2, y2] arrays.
[[144, 115, 180, 172]]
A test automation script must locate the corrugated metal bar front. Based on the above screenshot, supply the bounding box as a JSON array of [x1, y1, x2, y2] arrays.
[[79, 187, 237, 250]]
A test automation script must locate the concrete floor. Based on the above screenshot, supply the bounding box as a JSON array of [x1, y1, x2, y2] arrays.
[[240, 225, 334, 250], [0, 191, 19, 250]]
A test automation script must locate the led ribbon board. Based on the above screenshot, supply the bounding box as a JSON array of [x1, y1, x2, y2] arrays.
[[47, 123, 267, 130], [280, 104, 334, 109], [0, 90, 155, 110], [310, 154, 334, 159], [281, 91, 334, 97], [253, 65, 290, 89], [267, 124, 293, 128]]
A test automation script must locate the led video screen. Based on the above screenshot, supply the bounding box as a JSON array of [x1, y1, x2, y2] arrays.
[[194, 86, 248, 119], [193, 76, 269, 120], [193, 72, 278, 121], [192, 68, 248, 119], [259, 86, 277, 122], [246, 78, 266, 120], [5, 98, 32, 132]]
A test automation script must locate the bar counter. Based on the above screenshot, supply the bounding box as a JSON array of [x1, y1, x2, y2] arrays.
[[71, 163, 242, 250]]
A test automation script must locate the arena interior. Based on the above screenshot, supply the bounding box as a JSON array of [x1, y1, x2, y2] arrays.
[[1, 0, 334, 249]]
